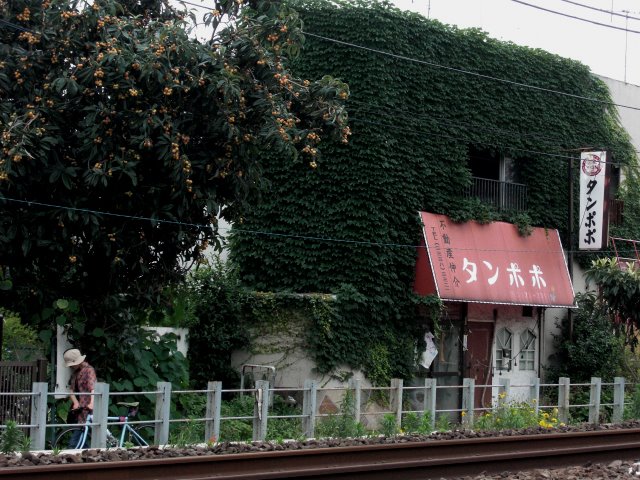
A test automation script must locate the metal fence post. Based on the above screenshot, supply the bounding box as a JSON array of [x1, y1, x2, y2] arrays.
[[424, 378, 437, 430], [91, 382, 109, 449], [558, 377, 570, 423], [253, 380, 269, 441], [390, 378, 403, 427], [302, 379, 317, 439], [530, 378, 540, 415], [613, 377, 625, 423], [29, 382, 48, 450], [589, 377, 602, 424], [462, 378, 475, 426], [205, 381, 222, 443], [155, 382, 172, 446], [348, 378, 361, 425]]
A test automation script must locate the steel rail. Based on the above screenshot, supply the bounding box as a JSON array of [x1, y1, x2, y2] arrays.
[[1, 428, 639, 479]]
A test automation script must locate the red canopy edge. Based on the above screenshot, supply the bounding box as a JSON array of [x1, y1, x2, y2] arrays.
[[414, 212, 575, 308]]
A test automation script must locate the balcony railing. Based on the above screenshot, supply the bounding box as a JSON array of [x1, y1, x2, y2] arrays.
[[464, 177, 527, 212]]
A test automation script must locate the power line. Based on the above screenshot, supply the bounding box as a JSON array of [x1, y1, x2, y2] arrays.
[[349, 100, 633, 159], [350, 116, 626, 165], [0, 195, 625, 255], [556, 0, 640, 22], [4, 7, 640, 113], [0, 18, 37, 33], [302, 31, 640, 113], [1, 5, 638, 158], [348, 99, 569, 146], [512, 0, 640, 34], [351, 98, 640, 158]]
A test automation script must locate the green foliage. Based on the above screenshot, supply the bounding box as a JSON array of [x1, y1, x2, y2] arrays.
[[0, 309, 43, 361], [266, 396, 303, 441], [53, 299, 189, 419], [585, 258, 640, 348], [0, 421, 27, 454], [473, 396, 561, 431], [214, 394, 303, 442], [0, 269, 11, 291], [0, 0, 348, 356], [315, 390, 366, 439], [230, 0, 637, 384], [402, 411, 433, 434], [624, 385, 640, 420], [169, 418, 203, 447], [186, 265, 405, 386], [219, 395, 254, 441], [379, 413, 399, 437], [434, 413, 453, 432], [568, 386, 614, 424], [550, 292, 625, 381], [186, 263, 250, 387]]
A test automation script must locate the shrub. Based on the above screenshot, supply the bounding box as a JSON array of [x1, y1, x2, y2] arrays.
[[315, 390, 366, 439]]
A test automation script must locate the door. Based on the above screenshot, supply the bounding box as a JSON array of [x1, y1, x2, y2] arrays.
[[465, 321, 495, 409]]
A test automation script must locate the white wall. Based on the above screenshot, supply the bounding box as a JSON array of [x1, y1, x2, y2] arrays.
[[597, 75, 640, 155]]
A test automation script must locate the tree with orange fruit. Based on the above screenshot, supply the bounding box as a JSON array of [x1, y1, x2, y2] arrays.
[[0, 0, 349, 347]]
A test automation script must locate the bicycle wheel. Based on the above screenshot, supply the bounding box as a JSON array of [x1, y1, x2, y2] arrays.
[[130, 424, 155, 446], [52, 427, 85, 450]]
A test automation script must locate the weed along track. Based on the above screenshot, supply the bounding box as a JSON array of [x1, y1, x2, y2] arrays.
[[1, 426, 640, 480]]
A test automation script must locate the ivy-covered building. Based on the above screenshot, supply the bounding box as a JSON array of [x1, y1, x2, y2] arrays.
[[228, 0, 640, 409]]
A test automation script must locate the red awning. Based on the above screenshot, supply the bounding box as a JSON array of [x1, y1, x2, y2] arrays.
[[414, 212, 575, 307]]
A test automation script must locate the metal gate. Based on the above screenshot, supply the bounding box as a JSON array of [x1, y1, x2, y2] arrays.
[[0, 360, 47, 424]]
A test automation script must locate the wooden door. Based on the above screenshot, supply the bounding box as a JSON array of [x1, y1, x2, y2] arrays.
[[465, 322, 494, 409]]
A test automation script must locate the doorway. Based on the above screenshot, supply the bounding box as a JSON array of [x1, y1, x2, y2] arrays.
[[465, 321, 495, 409]]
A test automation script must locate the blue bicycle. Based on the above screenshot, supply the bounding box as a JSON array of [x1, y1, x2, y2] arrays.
[[53, 402, 154, 449]]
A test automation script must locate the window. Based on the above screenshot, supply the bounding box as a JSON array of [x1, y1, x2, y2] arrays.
[[466, 147, 526, 212], [519, 330, 536, 371], [495, 328, 512, 371]]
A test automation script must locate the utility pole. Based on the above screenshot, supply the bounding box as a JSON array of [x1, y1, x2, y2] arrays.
[[624, 11, 629, 83], [0, 312, 4, 361]]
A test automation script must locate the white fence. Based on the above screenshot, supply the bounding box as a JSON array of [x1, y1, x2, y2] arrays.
[[4, 376, 635, 450]]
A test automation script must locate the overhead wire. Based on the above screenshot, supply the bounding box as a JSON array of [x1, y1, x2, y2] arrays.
[[349, 116, 613, 164], [0, 18, 37, 33], [555, 0, 640, 21], [511, 0, 640, 34], [0, 195, 628, 256], [348, 99, 572, 146], [0, 3, 637, 248], [301, 31, 640, 113], [348, 100, 633, 162], [350, 98, 640, 160], [2, 12, 631, 159], [3, 5, 640, 113]]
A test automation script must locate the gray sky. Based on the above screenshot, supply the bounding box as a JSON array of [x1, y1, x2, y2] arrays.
[[394, 0, 640, 85]]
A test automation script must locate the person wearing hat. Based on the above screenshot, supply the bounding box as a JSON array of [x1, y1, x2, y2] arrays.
[[64, 348, 96, 448]]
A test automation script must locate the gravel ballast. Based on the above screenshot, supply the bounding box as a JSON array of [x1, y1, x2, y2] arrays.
[[2, 421, 640, 478]]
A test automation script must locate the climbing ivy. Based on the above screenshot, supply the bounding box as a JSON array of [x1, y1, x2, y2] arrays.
[[229, 0, 638, 383]]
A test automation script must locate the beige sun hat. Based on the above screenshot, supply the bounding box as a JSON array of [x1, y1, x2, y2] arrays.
[[63, 348, 86, 367]]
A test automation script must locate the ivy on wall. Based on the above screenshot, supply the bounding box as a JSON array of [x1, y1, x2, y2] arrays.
[[229, 0, 638, 383], [187, 264, 417, 386]]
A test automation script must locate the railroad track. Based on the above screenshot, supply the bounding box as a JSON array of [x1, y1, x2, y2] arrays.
[[1, 428, 639, 480]]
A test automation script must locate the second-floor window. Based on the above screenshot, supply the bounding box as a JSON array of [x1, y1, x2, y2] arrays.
[[466, 147, 527, 212]]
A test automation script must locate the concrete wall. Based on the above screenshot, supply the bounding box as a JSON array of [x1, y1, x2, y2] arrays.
[[597, 75, 640, 155]]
